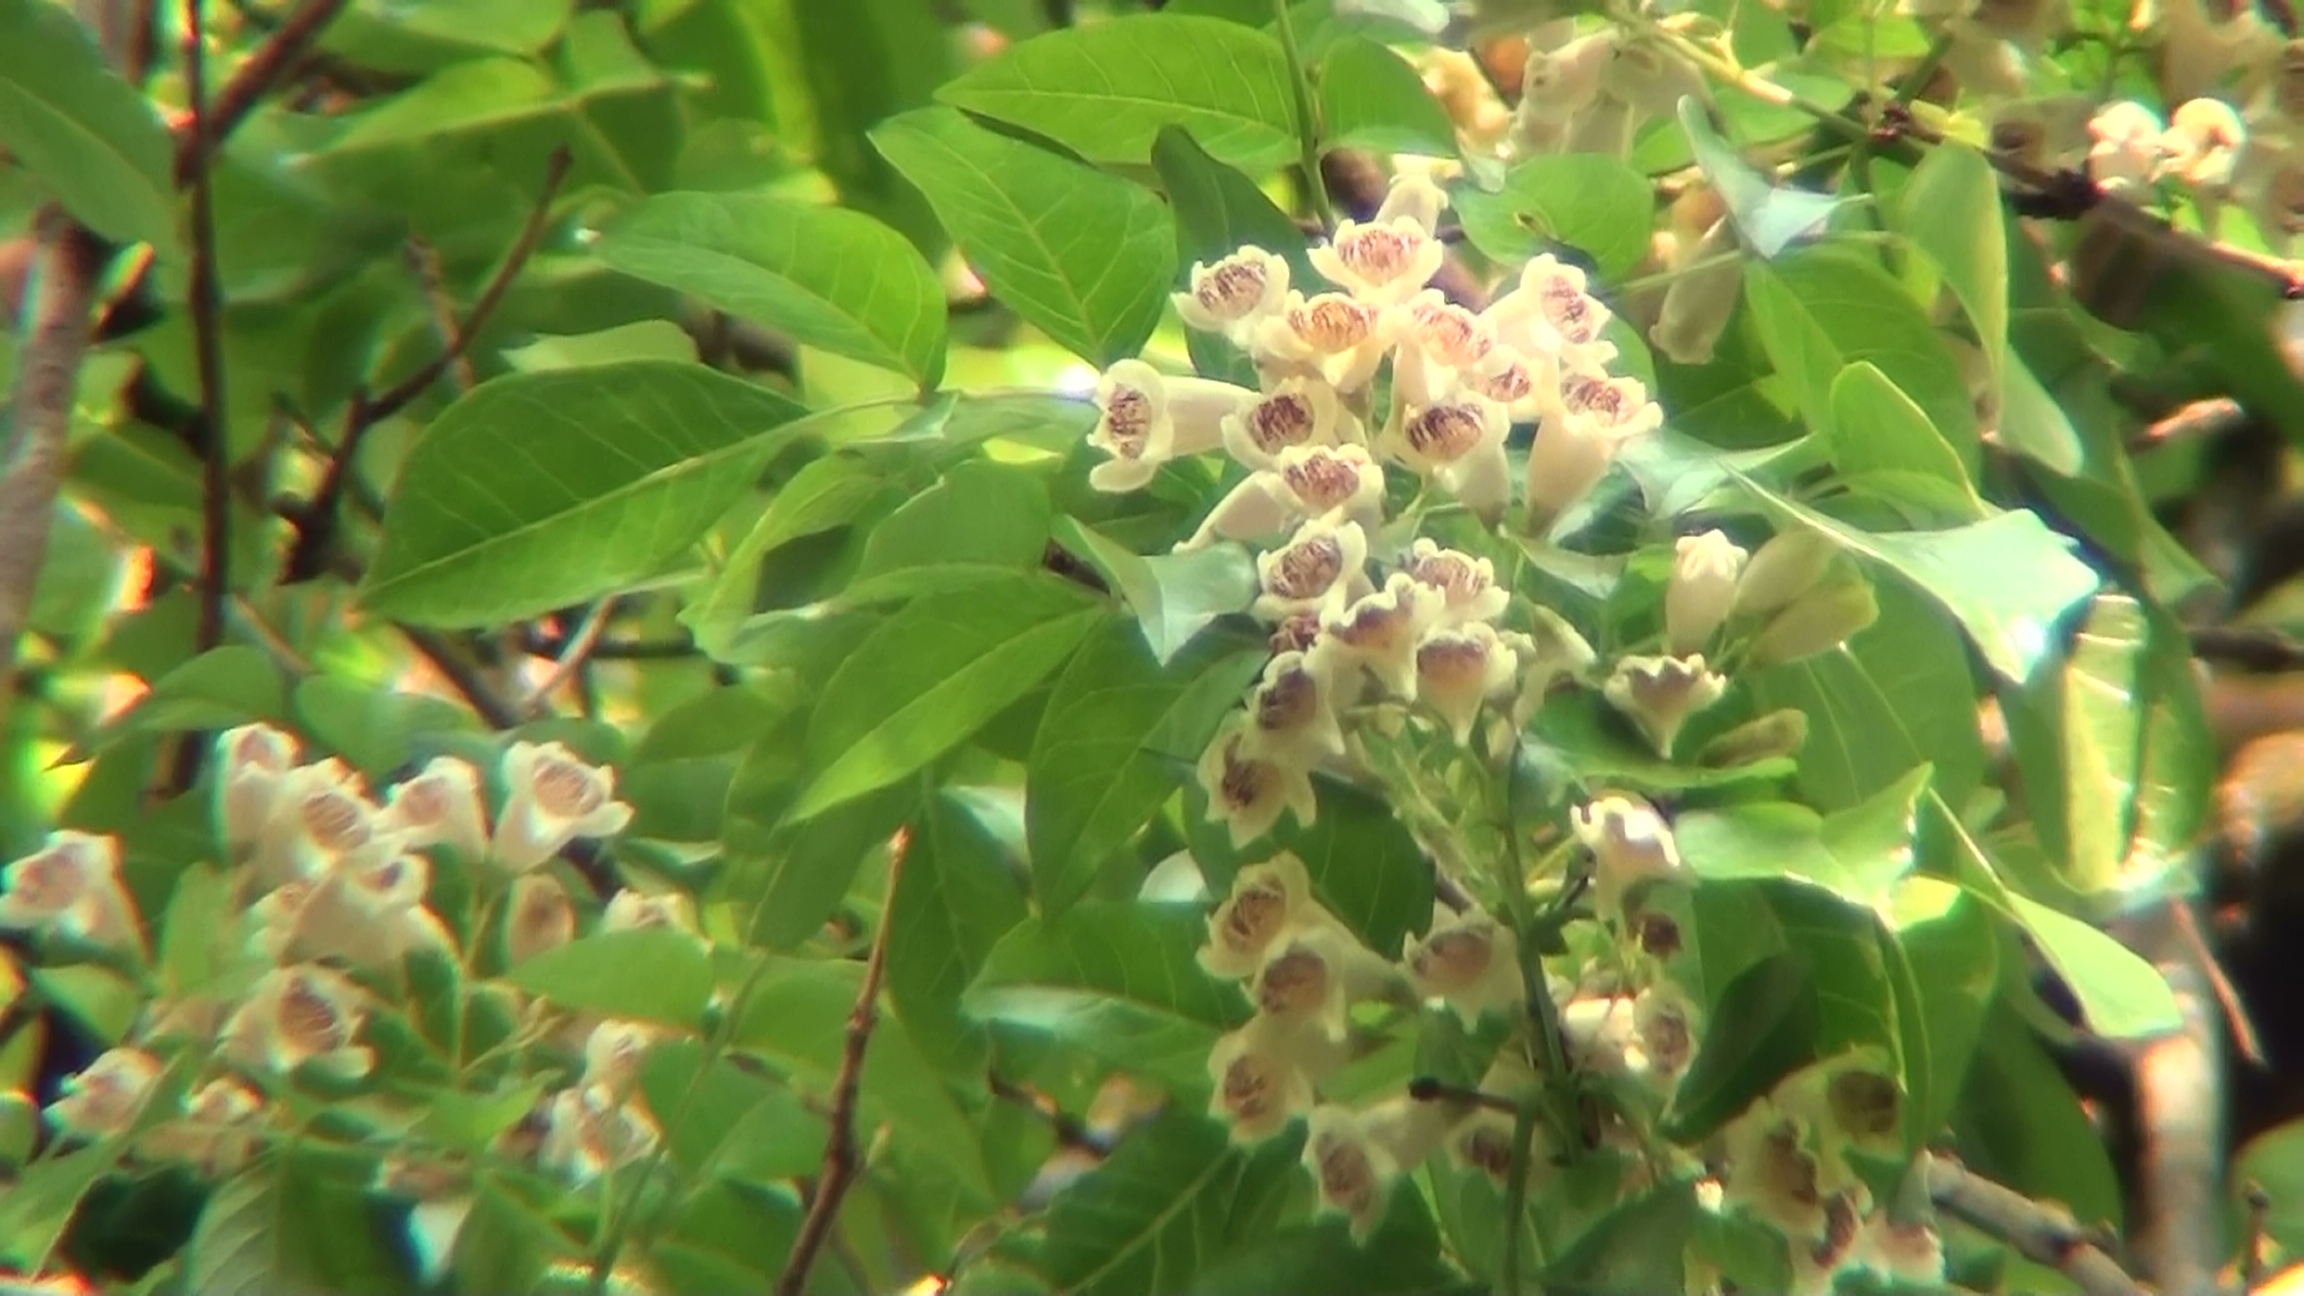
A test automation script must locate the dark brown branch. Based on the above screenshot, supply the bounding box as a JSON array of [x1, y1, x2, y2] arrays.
[[361, 144, 571, 426], [398, 624, 524, 730], [987, 1072, 1108, 1155], [183, 2, 231, 663], [171, 0, 349, 183], [0, 210, 109, 707], [2192, 626, 2304, 674], [517, 624, 698, 661], [404, 238, 478, 392], [519, 597, 616, 718], [1407, 1076, 1520, 1114], [1924, 1152, 2148, 1296], [2121, 898, 2227, 1296], [776, 828, 910, 1296]]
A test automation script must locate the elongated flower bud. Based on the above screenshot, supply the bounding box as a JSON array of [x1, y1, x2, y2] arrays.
[[1571, 795, 1685, 925], [1665, 530, 1749, 657], [1749, 573, 1880, 666], [1732, 529, 1837, 618]]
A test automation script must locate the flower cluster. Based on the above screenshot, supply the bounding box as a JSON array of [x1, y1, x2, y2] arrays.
[[4, 726, 676, 1198]]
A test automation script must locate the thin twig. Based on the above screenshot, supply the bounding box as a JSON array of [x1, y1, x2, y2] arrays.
[[2131, 396, 2248, 455], [362, 144, 572, 426], [987, 1072, 1110, 1154], [1406, 1076, 1519, 1115], [519, 597, 616, 718], [2242, 1182, 2271, 1292], [403, 238, 478, 392], [2124, 897, 2227, 1296], [776, 829, 912, 1296], [398, 625, 524, 730], [518, 625, 698, 661], [183, 1, 231, 663], [171, 0, 349, 183], [2192, 626, 2304, 673], [0, 210, 108, 712], [1924, 1152, 2149, 1296]]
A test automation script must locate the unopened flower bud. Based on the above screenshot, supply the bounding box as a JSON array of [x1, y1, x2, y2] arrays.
[[2087, 100, 2168, 191], [1665, 530, 1749, 656], [1697, 708, 1812, 767], [1652, 217, 1745, 366], [1571, 795, 1685, 924], [1601, 653, 1728, 756], [494, 742, 634, 872], [2164, 97, 2245, 187], [602, 887, 700, 935], [1732, 529, 1837, 618], [1748, 573, 1880, 666]]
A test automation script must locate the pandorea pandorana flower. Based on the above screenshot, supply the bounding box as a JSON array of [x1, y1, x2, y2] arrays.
[[1172, 247, 1291, 341], [1245, 648, 1350, 768], [1198, 852, 1321, 979], [251, 758, 386, 889], [47, 1047, 162, 1139], [1414, 621, 1521, 744], [1254, 292, 1391, 393], [1302, 1105, 1402, 1241], [495, 741, 634, 872], [1400, 905, 1524, 1025], [1322, 573, 1445, 699], [507, 873, 578, 964], [1220, 377, 1360, 471], [603, 886, 700, 935], [1252, 518, 1370, 622], [2165, 97, 2246, 186], [1086, 359, 1253, 492], [1571, 795, 1685, 926], [1249, 924, 1383, 1044], [253, 848, 450, 968], [1308, 172, 1448, 306], [1206, 1015, 1326, 1143], [0, 830, 141, 952], [215, 723, 300, 848], [1602, 653, 1728, 756], [2087, 100, 2169, 190], [1199, 719, 1319, 849], [1179, 445, 1385, 552], [221, 963, 375, 1079], [143, 1078, 265, 1175], [1403, 539, 1510, 629], [540, 1083, 660, 1185], [378, 756, 490, 861]]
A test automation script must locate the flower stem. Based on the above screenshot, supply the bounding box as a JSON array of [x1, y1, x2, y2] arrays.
[[1271, 0, 1335, 231]]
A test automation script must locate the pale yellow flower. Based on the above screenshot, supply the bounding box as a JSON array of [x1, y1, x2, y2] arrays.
[[495, 742, 634, 872]]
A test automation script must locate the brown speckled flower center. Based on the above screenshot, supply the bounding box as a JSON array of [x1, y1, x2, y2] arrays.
[[1314, 1134, 1378, 1216], [1258, 945, 1330, 1017], [1255, 667, 1320, 738], [1405, 403, 1486, 462], [1335, 598, 1415, 654], [1289, 297, 1377, 352], [1101, 386, 1154, 457], [1222, 880, 1288, 953], [1336, 226, 1422, 284], [1757, 1124, 1822, 1208], [534, 757, 604, 818], [1244, 393, 1316, 455], [1415, 925, 1495, 988], [1410, 303, 1492, 367], [1641, 1003, 1692, 1072], [7, 853, 73, 911], [1269, 538, 1344, 600], [1221, 1051, 1279, 1121], [1829, 1070, 1902, 1141], [232, 730, 292, 772], [1563, 375, 1633, 424], [1197, 258, 1271, 320], [1269, 613, 1323, 655], [1461, 1125, 1514, 1181], [301, 793, 369, 852], [279, 975, 351, 1053], [1409, 552, 1485, 605], [397, 780, 449, 829], [1216, 740, 1279, 812], [1539, 277, 1600, 344], [1417, 634, 1489, 691], [1477, 360, 1534, 405], [1281, 452, 1361, 512]]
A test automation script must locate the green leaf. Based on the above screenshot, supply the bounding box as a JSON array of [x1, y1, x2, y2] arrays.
[[1028, 619, 1265, 916], [1666, 952, 1820, 1140], [1449, 154, 1657, 279], [874, 107, 1177, 365], [1950, 1002, 2125, 1231], [158, 863, 234, 1000], [292, 676, 477, 781], [0, 0, 176, 248], [502, 321, 700, 372], [1041, 1109, 1299, 1296], [849, 459, 1053, 595], [1885, 876, 1999, 1140], [1054, 517, 1259, 665], [1152, 125, 1315, 284], [939, 14, 1299, 169], [683, 450, 890, 661], [639, 1039, 826, 1182], [92, 646, 287, 746], [1315, 35, 1457, 158], [1270, 778, 1436, 961], [1676, 97, 1850, 259], [445, 1180, 576, 1296], [723, 706, 918, 949], [1731, 472, 2098, 685], [505, 928, 713, 1029], [2007, 895, 2180, 1039], [184, 1155, 404, 1295], [1524, 690, 1797, 796], [965, 901, 1250, 1089], [794, 572, 1101, 821], [1743, 584, 1983, 812], [1546, 1183, 1701, 1296], [1827, 362, 1984, 520], [362, 363, 809, 628], [888, 791, 1032, 1070], [2238, 1118, 2304, 1258], [1895, 144, 2008, 374], [324, 0, 569, 69], [1744, 247, 1978, 469], [1677, 803, 1864, 899], [623, 685, 787, 844], [595, 191, 948, 386], [2001, 594, 2146, 895], [1996, 350, 2087, 477]]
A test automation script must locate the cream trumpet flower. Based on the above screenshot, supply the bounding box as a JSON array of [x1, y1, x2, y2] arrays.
[[1733, 528, 1836, 618], [1251, 517, 1371, 622], [254, 849, 450, 969], [1374, 166, 1450, 235], [1199, 852, 1322, 979], [1252, 291, 1390, 394], [1652, 217, 1745, 366], [1853, 1213, 1948, 1288], [216, 723, 300, 849], [1380, 385, 1508, 481], [46, 1047, 162, 1139], [1207, 1014, 1334, 1143], [251, 758, 389, 889], [1244, 647, 1352, 768], [221, 963, 375, 1079], [603, 886, 702, 935], [1221, 376, 1360, 471], [494, 741, 634, 872], [540, 1083, 660, 1186], [1250, 923, 1390, 1045], [1390, 290, 1499, 402], [1552, 369, 1664, 439], [1199, 718, 1319, 848], [506, 873, 578, 964], [1401, 904, 1524, 1025], [1172, 246, 1292, 341], [142, 1077, 265, 1175], [1561, 993, 1640, 1074], [1523, 409, 1640, 534], [582, 1020, 659, 1099], [377, 756, 490, 861], [1178, 444, 1386, 552], [1402, 539, 1509, 628], [1666, 530, 1749, 657], [1302, 1104, 1407, 1241], [1088, 358, 1255, 493], [1720, 1095, 1864, 1249], [1487, 254, 1617, 369], [0, 830, 141, 952], [1630, 980, 1701, 1086], [1309, 216, 1446, 307], [1414, 622, 1521, 745], [1468, 345, 1552, 422], [1772, 1053, 1904, 1165], [1512, 31, 1617, 147], [1571, 795, 1685, 926], [2165, 97, 2247, 188], [1602, 653, 1727, 757], [1322, 572, 1446, 700], [2154, 0, 2282, 105], [2087, 100, 2170, 191], [1503, 607, 1600, 729]]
